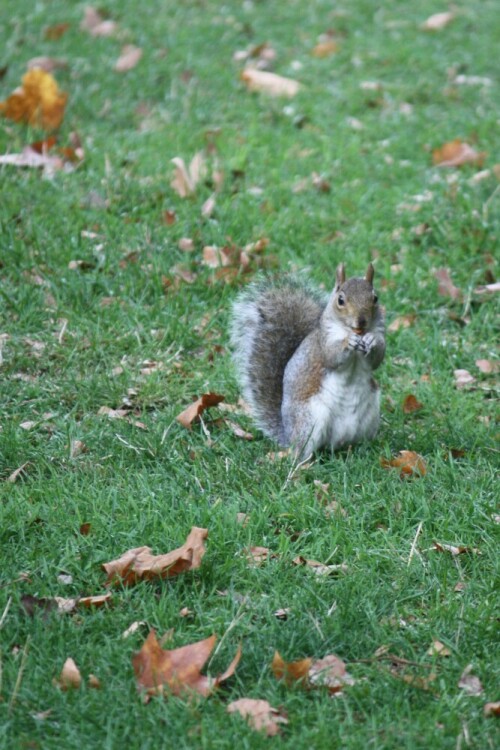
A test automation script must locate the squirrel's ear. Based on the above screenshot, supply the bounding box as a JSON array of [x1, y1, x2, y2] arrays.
[[365, 263, 374, 285], [335, 263, 346, 288]]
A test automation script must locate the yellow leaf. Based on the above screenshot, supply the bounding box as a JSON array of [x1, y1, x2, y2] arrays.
[[0, 68, 67, 130]]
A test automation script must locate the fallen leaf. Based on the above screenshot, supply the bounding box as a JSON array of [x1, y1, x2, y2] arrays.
[[114, 45, 143, 73], [170, 152, 206, 197], [274, 608, 291, 620], [241, 69, 300, 97], [474, 282, 500, 294], [6, 462, 30, 483], [122, 621, 146, 639], [381, 451, 427, 478], [56, 658, 81, 690], [433, 542, 480, 556], [458, 665, 483, 696], [312, 40, 338, 58], [179, 607, 193, 618], [246, 546, 275, 565], [427, 640, 451, 657], [454, 369, 475, 389], [81, 6, 117, 37], [225, 420, 254, 440], [88, 674, 101, 689], [0, 68, 67, 130], [44, 22, 70, 40], [178, 237, 194, 252], [227, 698, 288, 736], [421, 12, 454, 31], [176, 393, 225, 429], [236, 512, 249, 526], [103, 526, 208, 585], [27, 56, 67, 73], [78, 593, 112, 608], [79, 522, 92, 535], [201, 194, 216, 218], [132, 630, 241, 698], [432, 139, 485, 168], [434, 268, 462, 299], [388, 314, 416, 332], [70, 440, 87, 458], [484, 702, 500, 717], [0, 146, 76, 174], [292, 556, 348, 576], [475, 359, 497, 374], [454, 581, 467, 592], [272, 651, 354, 693], [402, 395, 423, 414]]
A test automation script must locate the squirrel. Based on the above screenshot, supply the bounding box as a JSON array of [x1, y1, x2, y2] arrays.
[[230, 263, 386, 457]]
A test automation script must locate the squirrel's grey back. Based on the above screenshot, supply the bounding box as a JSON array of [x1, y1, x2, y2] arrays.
[[230, 278, 326, 443]]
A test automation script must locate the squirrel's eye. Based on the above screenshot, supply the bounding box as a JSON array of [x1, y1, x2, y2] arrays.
[[338, 294, 345, 307], [373, 294, 378, 304]]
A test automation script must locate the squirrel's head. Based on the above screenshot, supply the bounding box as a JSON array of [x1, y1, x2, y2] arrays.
[[329, 263, 379, 334]]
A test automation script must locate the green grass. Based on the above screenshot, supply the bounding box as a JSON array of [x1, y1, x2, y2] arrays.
[[1, 1, 499, 748]]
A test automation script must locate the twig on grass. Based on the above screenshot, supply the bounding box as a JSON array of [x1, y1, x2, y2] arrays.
[[8, 637, 30, 714], [407, 521, 423, 566], [0, 597, 12, 629]]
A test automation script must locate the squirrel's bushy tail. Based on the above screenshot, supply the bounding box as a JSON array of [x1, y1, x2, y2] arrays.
[[230, 278, 326, 443]]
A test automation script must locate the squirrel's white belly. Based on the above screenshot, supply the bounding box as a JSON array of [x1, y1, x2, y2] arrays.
[[308, 361, 380, 450]]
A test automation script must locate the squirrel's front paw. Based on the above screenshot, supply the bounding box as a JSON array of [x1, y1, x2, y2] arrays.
[[360, 333, 376, 355], [348, 333, 363, 351]]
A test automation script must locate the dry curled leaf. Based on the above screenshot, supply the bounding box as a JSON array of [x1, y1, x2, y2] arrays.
[[241, 69, 300, 97], [434, 268, 462, 299], [458, 665, 483, 696], [103, 526, 208, 585], [292, 556, 347, 576], [132, 630, 241, 698], [176, 393, 225, 429], [484, 702, 500, 717], [381, 451, 427, 478], [170, 152, 207, 197], [475, 359, 497, 374], [388, 314, 416, 332], [272, 651, 354, 694], [114, 45, 143, 73], [454, 369, 475, 389], [0, 68, 67, 130], [427, 640, 451, 657], [402, 395, 423, 414], [312, 40, 338, 58], [55, 658, 82, 690], [81, 6, 117, 37], [433, 541, 480, 556], [246, 546, 275, 565], [227, 698, 288, 736], [432, 139, 486, 168], [421, 12, 454, 31]]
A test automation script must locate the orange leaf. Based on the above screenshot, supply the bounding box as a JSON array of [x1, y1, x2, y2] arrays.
[[380, 451, 426, 478], [0, 68, 67, 130], [272, 651, 312, 686], [484, 702, 500, 717], [241, 69, 300, 98], [227, 698, 288, 736], [132, 630, 241, 698], [176, 393, 225, 428], [402, 394, 423, 414], [102, 526, 208, 585], [432, 139, 485, 168], [272, 651, 354, 693]]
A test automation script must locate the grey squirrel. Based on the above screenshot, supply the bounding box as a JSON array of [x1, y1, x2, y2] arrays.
[[230, 263, 386, 457]]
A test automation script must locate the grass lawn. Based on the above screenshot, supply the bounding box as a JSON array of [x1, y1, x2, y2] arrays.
[[0, 0, 499, 747]]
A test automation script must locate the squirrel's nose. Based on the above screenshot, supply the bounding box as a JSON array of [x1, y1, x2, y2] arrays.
[[358, 315, 367, 331]]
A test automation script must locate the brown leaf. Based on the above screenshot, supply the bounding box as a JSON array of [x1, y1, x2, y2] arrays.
[[227, 698, 288, 736], [114, 45, 143, 73], [421, 12, 454, 31], [272, 651, 354, 693], [433, 542, 480, 556], [484, 702, 500, 717], [103, 526, 208, 585], [178, 237, 194, 252], [0, 68, 67, 130], [432, 139, 486, 168], [70, 440, 87, 458], [402, 394, 423, 414], [88, 674, 101, 689], [225, 420, 254, 440], [44, 22, 70, 40], [458, 665, 483, 696], [380, 451, 427, 478], [81, 7, 117, 37], [434, 268, 462, 299], [427, 640, 451, 657], [246, 546, 275, 565], [6, 462, 30, 483], [387, 314, 416, 332], [176, 393, 225, 429], [27, 57, 67, 73], [475, 359, 497, 374], [56, 658, 82, 690], [241, 69, 300, 98], [132, 630, 241, 698], [78, 593, 112, 608], [312, 40, 339, 58], [171, 152, 207, 197], [453, 369, 475, 389], [79, 522, 92, 535], [292, 556, 347, 576]]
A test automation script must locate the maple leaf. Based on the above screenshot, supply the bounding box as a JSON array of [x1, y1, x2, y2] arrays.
[[0, 68, 67, 130], [432, 139, 486, 168], [241, 69, 301, 97], [227, 698, 288, 736], [132, 630, 241, 699], [272, 651, 354, 694], [380, 451, 427, 478], [176, 393, 225, 429], [103, 526, 208, 585]]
